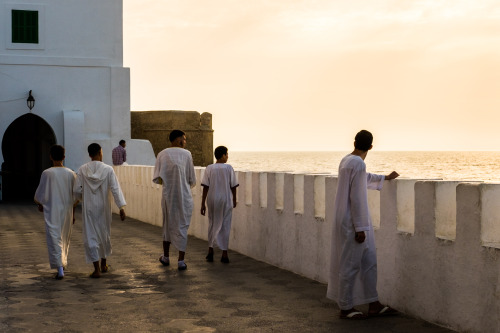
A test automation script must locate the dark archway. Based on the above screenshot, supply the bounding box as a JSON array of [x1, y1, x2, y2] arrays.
[[1, 113, 56, 201]]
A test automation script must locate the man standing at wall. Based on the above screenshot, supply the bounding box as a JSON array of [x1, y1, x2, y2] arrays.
[[153, 130, 196, 271], [327, 130, 399, 319], [112, 140, 127, 166]]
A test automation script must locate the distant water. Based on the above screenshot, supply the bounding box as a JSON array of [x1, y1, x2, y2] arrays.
[[228, 151, 500, 183]]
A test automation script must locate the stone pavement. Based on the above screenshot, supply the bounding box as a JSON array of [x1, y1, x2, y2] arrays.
[[0, 202, 455, 332]]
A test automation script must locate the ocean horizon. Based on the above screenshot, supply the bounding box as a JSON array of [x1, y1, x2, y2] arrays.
[[228, 151, 500, 183]]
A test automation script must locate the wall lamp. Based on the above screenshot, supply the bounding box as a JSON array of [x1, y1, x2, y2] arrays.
[[27, 90, 35, 111]]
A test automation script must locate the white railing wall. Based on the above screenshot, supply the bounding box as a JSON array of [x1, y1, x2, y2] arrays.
[[112, 165, 500, 333]]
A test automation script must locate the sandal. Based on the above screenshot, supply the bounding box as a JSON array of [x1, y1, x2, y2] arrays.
[[340, 310, 367, 320], [159, 256, 170, 266], [368, 306, 399, 317]]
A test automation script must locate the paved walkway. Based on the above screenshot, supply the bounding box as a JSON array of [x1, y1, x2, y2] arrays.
[[0, 202, 455, 332]]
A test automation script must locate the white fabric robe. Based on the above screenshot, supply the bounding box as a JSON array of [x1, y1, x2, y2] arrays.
[[34, 167, 77, 269], [153, 148, 196, 252], [201, 163, 239, 250], [327, 154, 385, 310], [73, 161, 126, 263]]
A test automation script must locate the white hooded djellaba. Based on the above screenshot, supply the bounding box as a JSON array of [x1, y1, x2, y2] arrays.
[[74, 161, 126, 263], [153, 147, 196, 252], [34, 167, 77, 269], [327, 154, 385, 310]]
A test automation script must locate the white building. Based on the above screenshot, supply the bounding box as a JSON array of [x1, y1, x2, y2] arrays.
[[0, 0, 155, 200]]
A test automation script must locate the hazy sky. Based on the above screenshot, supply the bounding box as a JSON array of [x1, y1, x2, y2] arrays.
[[123, 0, 500, 151]]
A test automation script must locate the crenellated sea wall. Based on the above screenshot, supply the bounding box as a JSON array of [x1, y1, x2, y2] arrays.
[[112, 165, 500, 333]]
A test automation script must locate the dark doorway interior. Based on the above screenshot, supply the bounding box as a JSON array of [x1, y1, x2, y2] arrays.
[[1, 113, 56, 201]]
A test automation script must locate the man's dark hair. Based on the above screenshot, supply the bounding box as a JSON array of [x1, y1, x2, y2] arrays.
[[169, 130, 185, 143], [50, 145, 65, 161], [119, 139, 125, 145], [88, 143, 102, 157], [214, 146, 228, 160], [354, 130, 373, 151]]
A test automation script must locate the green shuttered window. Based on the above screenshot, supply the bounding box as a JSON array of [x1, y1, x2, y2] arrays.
[[12, 10, 39, 44]]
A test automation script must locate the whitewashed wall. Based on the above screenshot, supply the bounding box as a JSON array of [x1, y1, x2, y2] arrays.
[[0, 0, 156, 171], [0, 0, 123, 65], [113, 165, 500, 333]]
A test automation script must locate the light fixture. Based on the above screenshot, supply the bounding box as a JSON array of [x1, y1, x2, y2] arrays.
[[27, 90, 35, 110]]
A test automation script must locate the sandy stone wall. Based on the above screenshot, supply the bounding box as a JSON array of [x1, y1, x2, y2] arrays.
[[131, 110, 213, 166]]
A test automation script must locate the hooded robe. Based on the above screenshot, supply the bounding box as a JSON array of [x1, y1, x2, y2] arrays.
[[74, 161, 126, 263]]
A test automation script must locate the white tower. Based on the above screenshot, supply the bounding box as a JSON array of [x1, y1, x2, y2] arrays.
[[0, 0, 155, 200]]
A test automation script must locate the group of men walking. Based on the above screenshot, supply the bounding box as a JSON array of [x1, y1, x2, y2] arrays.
[[35, 129, 239, 279], [34, 129, 399, 320], [35, 143, 126, 279]]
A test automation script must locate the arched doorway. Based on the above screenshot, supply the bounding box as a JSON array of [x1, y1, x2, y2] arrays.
[[1, 113, 56, 201]]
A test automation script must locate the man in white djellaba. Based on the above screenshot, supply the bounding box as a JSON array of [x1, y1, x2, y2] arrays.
[[74, 143, 126, 278], [153, 130, 196, 271], [34, 145, 78, 280], [200, 145, 238, 263], [327, 130, 399, 320]]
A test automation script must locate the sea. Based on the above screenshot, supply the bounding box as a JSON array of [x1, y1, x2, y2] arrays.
[[229, 151, 500, 183]]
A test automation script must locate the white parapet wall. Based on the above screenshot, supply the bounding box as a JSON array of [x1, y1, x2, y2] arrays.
[[112, 165, 500, 333]]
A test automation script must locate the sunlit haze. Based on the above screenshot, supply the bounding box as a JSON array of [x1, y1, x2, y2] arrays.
[[123, 0, 500, 151]]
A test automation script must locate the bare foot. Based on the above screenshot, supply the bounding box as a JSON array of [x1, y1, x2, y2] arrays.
[[89, 271, 101, 278], [100, 259, 107, 273]]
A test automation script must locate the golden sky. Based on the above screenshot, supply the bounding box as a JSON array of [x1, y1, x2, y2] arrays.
[[123, 0, 500, 151]]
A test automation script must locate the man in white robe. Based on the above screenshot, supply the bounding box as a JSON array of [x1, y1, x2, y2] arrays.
[[200, 146, 238, 263], [74, 143, 126, 278], [34, 145, 77, 280], [327, 130, 399, 319], [153, 130, 196, 271]]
